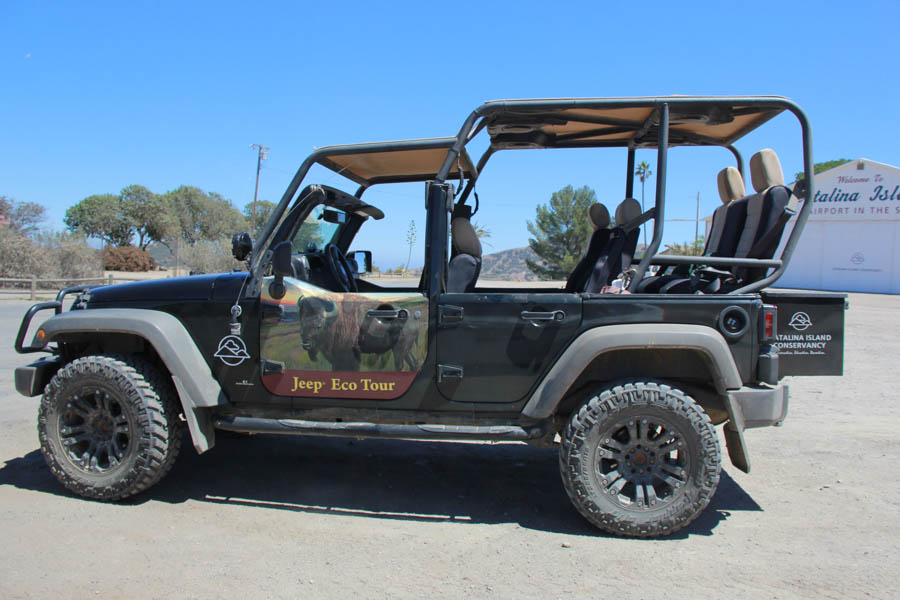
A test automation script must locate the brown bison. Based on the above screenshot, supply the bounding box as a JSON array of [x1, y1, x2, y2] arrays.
[[297, 296, 420, 372]]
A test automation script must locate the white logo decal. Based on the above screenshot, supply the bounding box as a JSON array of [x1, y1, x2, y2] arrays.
[[788, 312, 813, 331], [850, 252, 865, 265], [215, 335, 250, 366]]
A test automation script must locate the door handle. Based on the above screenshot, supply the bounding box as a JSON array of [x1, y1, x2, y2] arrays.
[[367, 309, 409, 320], [520, 310, 566, 322], [437, 364, 464, 382]]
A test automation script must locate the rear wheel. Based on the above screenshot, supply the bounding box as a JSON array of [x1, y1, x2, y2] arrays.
[[559, 381, 721, 537], [38, 354, 182, 500]]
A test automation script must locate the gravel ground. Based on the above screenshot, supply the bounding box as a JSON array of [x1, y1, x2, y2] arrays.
[[0, 293, 898, 599]]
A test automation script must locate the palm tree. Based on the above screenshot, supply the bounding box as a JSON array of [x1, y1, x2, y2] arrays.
[[635, 161, 652, 248], [471, 220, 492, 248]]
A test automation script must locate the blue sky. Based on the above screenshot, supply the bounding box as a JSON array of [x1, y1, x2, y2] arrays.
[[3, 1, 899, 269]]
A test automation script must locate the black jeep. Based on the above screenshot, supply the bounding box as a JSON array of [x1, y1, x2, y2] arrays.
[[14, 96, 846, 537]]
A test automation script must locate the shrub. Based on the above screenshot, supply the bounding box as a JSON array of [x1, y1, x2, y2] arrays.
[[0, 228, 47, 278], [37, 232, 103, 279], [180, 238, 245, 274], [103, 246, 157, 272], [0, 229, 102, 286]]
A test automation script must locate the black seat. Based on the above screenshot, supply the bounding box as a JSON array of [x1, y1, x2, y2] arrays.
[[638, 166, 747, 293], [584, 198, 643, 293], [661, 149, 795, 294], [447, 215, 482, 293], [565, 203, 611, 292]]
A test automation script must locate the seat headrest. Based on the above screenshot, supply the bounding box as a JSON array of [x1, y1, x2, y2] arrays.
[[717, 166, 745, 204], [615, 198, 642, 226], [750, 148, 784, 192], [588, 203, 610, 230], [451, 217, 482, 259]]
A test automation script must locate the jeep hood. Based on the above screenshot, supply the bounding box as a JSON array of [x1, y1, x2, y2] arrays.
[[86, 273, 248, 304]]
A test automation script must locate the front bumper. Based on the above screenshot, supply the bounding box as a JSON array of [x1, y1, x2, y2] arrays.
[[14, 356, 62, 397], [728, 384, 789, 428]]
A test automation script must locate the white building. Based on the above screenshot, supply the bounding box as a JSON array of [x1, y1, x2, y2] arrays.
[[774, 158, 900, 294]]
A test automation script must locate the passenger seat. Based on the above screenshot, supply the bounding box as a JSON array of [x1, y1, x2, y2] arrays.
[[584, 198, 642, 293], [662, 149, 795, 293], [565, 203, 611, 292], [447, 215, 483, 293], [638, 166, 748, 293]]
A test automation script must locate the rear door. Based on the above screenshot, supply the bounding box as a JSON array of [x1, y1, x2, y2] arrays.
[[435, 292, 582, 403]]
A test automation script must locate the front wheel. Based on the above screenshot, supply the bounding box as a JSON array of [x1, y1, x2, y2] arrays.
[[38, 354, 183, 501], [559, 381, 721, 537]]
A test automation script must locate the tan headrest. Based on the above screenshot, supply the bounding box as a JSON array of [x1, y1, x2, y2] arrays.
[[717, 167, 745, 204], [588, 203, 610, 230], [750, 149, 784, 192], [615, 198, 642, 226], [451, 217, 482, 259]]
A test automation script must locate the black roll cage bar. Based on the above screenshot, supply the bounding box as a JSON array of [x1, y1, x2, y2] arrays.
[[247, 96, 814, 297]]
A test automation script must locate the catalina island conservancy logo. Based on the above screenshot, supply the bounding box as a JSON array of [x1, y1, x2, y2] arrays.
[[788, 312, 813, 331], [215, 335, 250, 366]]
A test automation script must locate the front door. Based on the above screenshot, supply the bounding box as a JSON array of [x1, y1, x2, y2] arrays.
[[435, 292, 582, 403], [259, 276, 429, 399]]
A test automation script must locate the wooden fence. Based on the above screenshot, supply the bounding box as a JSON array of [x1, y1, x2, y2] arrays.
[[0, 275, 146, 300]]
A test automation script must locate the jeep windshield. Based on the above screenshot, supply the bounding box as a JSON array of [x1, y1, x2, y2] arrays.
[[291, 205, 344, 253]]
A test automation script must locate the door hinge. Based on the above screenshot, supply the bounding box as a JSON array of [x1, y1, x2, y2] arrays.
[[439, 304, 464, 324], [437, 364, 464, 382]]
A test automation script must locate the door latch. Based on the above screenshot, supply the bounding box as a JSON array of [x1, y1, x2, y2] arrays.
[[367, 309, 409, 320], [520, 310, 566, 322], [439, 305, 464, 324], [437, 364, 464, 382]]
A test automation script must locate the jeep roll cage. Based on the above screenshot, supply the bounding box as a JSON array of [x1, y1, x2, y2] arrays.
[[249, 96, 814, 297]]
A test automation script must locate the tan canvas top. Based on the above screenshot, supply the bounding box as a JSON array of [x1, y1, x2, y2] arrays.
[[315, 138, 475, 186], [481, 97, 787, 148], [313, 98, 790, 184]]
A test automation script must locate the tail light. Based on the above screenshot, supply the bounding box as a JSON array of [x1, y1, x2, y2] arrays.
[[761, 304, 777, 343]]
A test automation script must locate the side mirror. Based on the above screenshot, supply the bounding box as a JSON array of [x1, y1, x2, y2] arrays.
[[269, 241, 292, 299], [347, 250, 372, 275], [232, 232, 253, 261]]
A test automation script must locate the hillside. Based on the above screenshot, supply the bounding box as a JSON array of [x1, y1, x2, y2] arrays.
[[480, 246, 542, 281]]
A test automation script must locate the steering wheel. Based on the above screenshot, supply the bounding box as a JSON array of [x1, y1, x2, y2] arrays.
[[324, 243, 358, 292]]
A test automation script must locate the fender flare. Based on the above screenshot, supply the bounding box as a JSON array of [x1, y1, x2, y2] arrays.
[[38, 308, 228, 453], [522, 323, 743, 419]]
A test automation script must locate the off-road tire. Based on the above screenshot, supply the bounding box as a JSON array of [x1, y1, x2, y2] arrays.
[[559, 381, 721, 537], [38, 354, 183, 501]]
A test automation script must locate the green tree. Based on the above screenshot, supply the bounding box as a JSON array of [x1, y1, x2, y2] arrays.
[[665, 235, 705, 256], [120, 185, 177, 250], [526, 184, 597, 280], [635, 161, 652, 248], [794, 159, 852, 182], [244, 200, 276, 235], [164, 186, 246, 246], [65, 193, 134, 246], [0, 195, 46, 237]]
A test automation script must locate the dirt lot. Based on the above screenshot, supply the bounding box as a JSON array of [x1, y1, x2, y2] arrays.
[[1, 293, 898, 599]]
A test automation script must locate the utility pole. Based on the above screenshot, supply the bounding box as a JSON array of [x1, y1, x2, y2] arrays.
[[250, 143, 269, 236], [695, 191, 700, 248]]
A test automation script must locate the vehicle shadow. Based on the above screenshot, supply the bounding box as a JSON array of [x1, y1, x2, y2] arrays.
[[0, 433, 760, 538]]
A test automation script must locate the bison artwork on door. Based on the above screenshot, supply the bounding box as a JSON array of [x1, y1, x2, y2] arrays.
[[260, 277, 428, 399]]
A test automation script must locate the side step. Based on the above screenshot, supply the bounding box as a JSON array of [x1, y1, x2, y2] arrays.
[[214, 416, 548, 442]]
